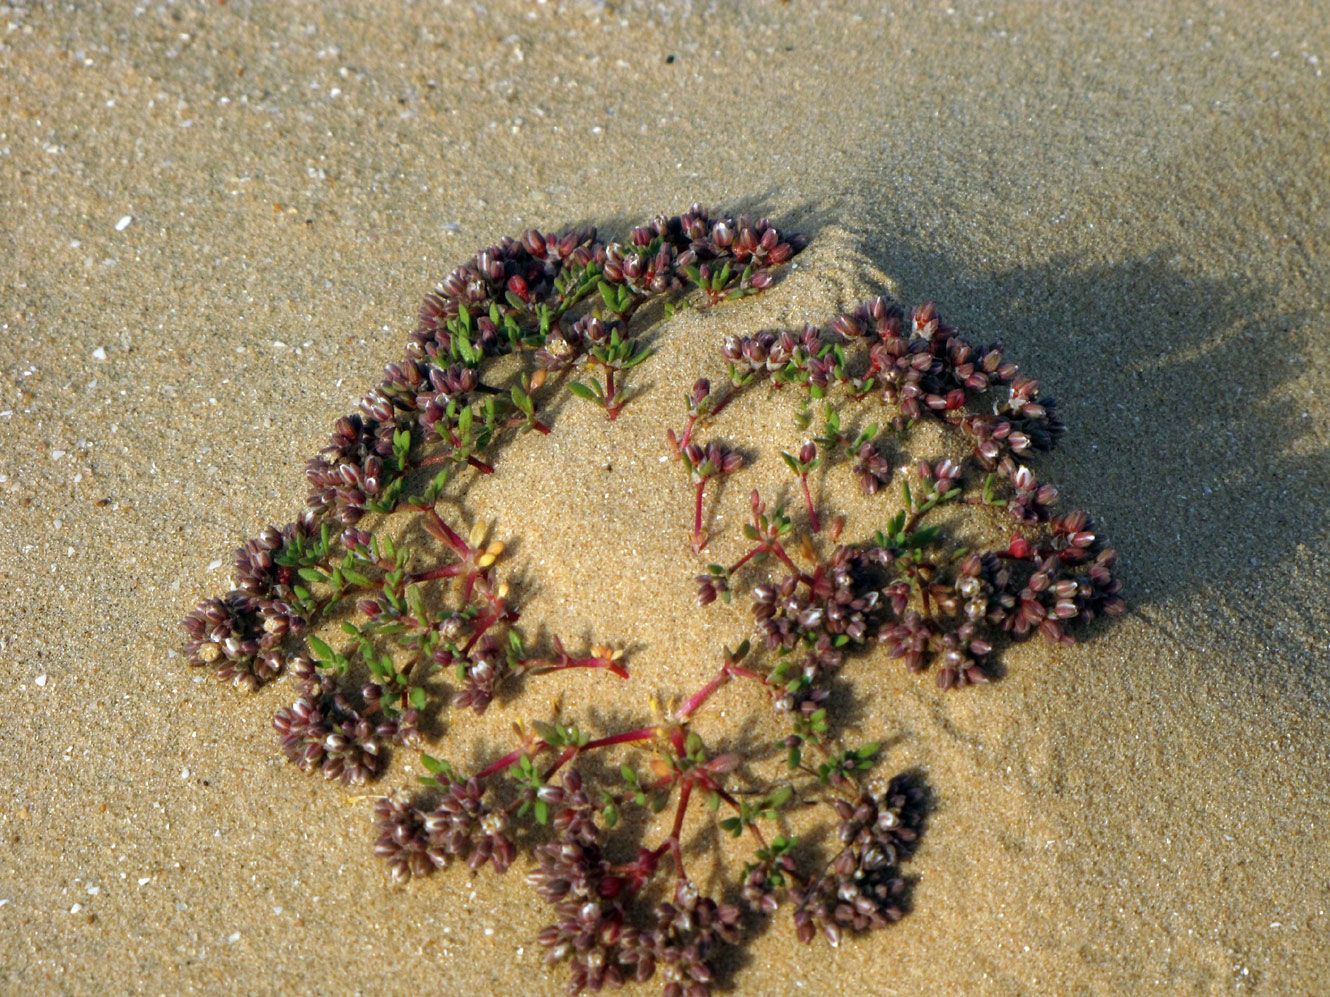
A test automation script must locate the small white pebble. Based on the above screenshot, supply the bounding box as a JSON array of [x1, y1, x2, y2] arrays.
[[227, 931, 241, 943], [51, 451, 66, 461], [206, 559, 222, 570], [114, 215, 132, 232], [34, 674, 47, 688], [92, 347, 107, 360], [70, 903, 83, 914], [180, 768, 190, 780], [484, 926, 494, 936], [86, 885, 100, 896], [137, 878, 151, 886]]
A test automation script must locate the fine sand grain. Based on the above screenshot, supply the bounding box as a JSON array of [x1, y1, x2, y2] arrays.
[[2, 2, 1328, 994]]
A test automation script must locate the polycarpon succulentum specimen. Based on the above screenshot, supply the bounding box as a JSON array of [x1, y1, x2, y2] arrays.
[[182, 204, 1120, 995]]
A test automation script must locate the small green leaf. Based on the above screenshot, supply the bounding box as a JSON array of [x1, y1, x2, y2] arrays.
[[511, 386, 534, 416], [409, 686, 427, 710], [685, 732, 703, 760], [567, 381, 597, 402], [307, 635, 334, 663], [341, 566, 372, 588]]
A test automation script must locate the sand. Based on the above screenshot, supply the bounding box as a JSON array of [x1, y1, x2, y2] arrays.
[[2, 1, 1329, 994]]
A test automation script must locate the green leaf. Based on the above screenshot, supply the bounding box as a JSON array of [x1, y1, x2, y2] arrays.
[[409, 686, 427, 710], [307, 635, 334, 663], [602, 803, 619, 828], [567, 381, 597, 402], [534, 799, 549, 825], [713, 261, 732, 290], [511, 385, 534, 416], [341, 566, 372, 588], [685, 731, 703, 760], [531, 720, 560, 745], [420, 754, 457, 781]]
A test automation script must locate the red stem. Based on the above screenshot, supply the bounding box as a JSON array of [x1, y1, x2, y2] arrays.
[[678, 668, 730, 721], [691, 478, 707, 552], [668, 777, 694, 879], [424, 508, 470, 556], [709, 385, 738, 420], [678, 415, 698, 451], [583, 727, 659, 751], [727, 545, 767, 575], [768, 541, 804, 577], [476, 747, 526, 780], [678, 661, 771, 721], [604, 368, 619, 419], [462, 607, 501, 654], [800, 473, 820, 533], [473, 726, 658, 781], [523, 655, 630, 680], [408, 563, 464, 584]]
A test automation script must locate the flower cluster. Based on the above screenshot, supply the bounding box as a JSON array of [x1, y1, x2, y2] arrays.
[[373, 774, 516, 883], [272, 670, 384, 786], [792, 775, 924, 945]]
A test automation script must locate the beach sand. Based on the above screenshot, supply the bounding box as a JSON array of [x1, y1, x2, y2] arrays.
[[2, 2, 1328, 993]]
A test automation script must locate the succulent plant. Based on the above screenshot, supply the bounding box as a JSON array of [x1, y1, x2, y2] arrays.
[[181, 205, 1120, 994]]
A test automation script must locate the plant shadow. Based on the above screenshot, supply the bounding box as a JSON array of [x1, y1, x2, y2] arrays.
[[761, 210, 1328, 685]]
